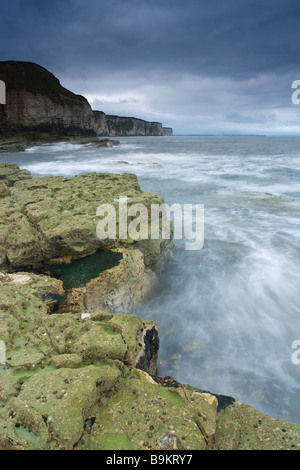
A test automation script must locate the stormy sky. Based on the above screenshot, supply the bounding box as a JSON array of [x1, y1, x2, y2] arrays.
[[1, 0, 300, 135]]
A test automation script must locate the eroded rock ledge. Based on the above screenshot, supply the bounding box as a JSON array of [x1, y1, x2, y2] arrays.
[[0, 164, 300, 450], [1, 273, 300, 451], [0, 163, 172, 312]]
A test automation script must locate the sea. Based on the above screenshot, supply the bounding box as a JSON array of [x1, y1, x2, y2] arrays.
[[2, 135, 300, 423]]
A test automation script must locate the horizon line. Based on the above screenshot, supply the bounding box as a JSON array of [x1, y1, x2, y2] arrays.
[[172, 133, 300, 137]]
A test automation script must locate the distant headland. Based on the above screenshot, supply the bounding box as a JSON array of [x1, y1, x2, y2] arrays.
[[0, 61, 172, 151]]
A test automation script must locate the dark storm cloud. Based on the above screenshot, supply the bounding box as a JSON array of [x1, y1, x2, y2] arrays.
[[1, 0, 300, 134], [2, 0, 300, 75]]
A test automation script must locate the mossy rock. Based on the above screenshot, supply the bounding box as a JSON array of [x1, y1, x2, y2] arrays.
[[0, 163, 31, 186], [0, 181, 10, 198], [0, 170, 172, 272], [0, 275, 161, 450], [1, 275, 300, 450], [214, 401, 300, 450], [0, 364, 122, 450], [77, 369, 227, 451]]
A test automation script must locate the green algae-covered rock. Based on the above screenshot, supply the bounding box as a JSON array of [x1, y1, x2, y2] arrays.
[[0, 163, 32, 187], [0, 276, 158, 373], [0, 167, 173, 313], [1, 275, 300, 450], [0, 364, 122, 450], [0, 271, 65, 312], [214, 400, 300, 450], [0, 169, 173, 317], [0, 181, 10, 198], [0, 276, 160, 450], [77, 369, 213, 450], [0, 170, 171, 272], [76, 369, 300, 451]]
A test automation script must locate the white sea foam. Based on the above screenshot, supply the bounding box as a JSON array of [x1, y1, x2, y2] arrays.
[[25, 142, 85, 153]]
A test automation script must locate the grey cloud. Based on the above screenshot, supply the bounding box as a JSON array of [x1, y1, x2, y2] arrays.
[[226, 112, 278, 124], [1, 0, 300, 134], [2, 0, 300, 77]]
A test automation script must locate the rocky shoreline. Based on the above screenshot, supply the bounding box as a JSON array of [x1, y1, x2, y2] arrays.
[[0, 135, 121, 154], [1, 163, 300, 450]]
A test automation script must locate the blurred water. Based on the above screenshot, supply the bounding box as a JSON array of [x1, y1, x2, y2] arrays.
[[2, 135, 300, 422]]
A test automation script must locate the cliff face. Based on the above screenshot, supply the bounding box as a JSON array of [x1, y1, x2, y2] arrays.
[[0, 61, 173, 138], [162, 127, 173, 136], [92, 110, 109, 135], [97, 114, 172, 137], [0, 61, 96, 136]]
